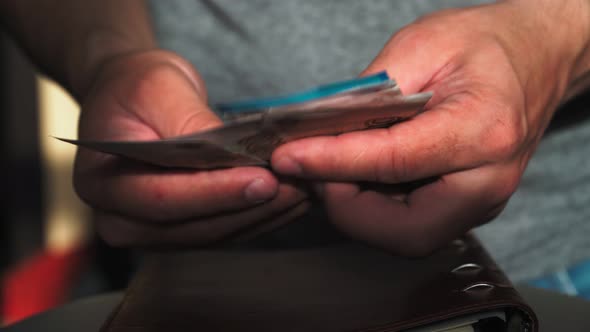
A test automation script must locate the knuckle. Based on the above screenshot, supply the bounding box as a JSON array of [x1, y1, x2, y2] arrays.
[[491, 167, 522, 203], [137, 180, 182, 222], [480, 114, 525, 161], [483, 201, 509, 225], [395, 236, 439, 257], [387, 219, 461, 257], [95, 215, 136, 248], [190, 224, 228, 246], [98, 231, 132, 248], [72, 175, 91, 206], [127, 63, 186, 106], [378, 142, 411, 184], [376, 225, 441, 257], [72, 164, 102, 210], [134, 174, 211, 223]]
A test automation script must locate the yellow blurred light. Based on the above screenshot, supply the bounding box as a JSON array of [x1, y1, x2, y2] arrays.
[[37, 76, 90, 254]]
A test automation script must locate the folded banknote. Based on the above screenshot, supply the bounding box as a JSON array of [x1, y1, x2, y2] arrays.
[[60, 72, 432, 169]]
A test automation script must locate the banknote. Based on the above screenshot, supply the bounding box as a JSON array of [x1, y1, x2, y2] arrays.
[[57, 137, 267, 169], [220, 80, 401, 121], [62, 91, 432, 169], [274, 80, 402, 112], [190, 92, 432, 160], [217, 71, 392, 113]]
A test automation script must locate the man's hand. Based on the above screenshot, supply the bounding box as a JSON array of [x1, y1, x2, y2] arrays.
[[271, 1, 590, 255], [75, 50, 309, 247], [0, 0, 309, 248]]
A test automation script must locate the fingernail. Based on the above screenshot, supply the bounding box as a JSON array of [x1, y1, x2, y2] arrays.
[[244, 178, 276, 203], [274, 157, 302, 175]]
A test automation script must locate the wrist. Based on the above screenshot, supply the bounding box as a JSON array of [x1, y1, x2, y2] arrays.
[[500, 0, 590, 107], [566, 0, 590, 99], [510, 0, 590, 98]]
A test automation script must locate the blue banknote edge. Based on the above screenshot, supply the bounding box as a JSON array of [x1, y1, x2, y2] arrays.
[[217, 71, 390, 113]]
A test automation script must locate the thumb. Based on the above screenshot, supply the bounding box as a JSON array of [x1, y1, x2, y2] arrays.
[[113, 50, 222, 138], [359, 22, 459, 97], [159, 53, 224, 136], [271, 30, 460, 183]]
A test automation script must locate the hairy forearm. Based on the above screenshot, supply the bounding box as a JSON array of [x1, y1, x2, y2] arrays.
[[519, 0, 590, 100], [0, 0, 156, 100], [488, 0, 590, 103], [566, 0, 590, 101], [547, 0, 590, 100]]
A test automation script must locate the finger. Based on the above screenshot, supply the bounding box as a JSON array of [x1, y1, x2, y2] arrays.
[[94, 183, 309, 248], [359, 18, 477, 96], [272, 98, 505, 183], [321, 164, 518, 256], [271, 20, 525, 184], [76, 160, 297, 222], [225, 200, 311, 244]]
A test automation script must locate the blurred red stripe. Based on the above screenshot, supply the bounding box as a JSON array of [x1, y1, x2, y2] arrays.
[[1, 248, 86, 325]]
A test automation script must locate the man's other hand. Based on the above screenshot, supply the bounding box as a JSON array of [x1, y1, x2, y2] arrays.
[[75, 50, 309, 248]]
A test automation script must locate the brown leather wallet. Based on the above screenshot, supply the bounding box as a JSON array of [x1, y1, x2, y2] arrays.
[[101, 234, 538, 331]]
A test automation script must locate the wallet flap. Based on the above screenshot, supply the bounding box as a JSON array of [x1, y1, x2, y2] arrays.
[[101, 235, 537, 332]]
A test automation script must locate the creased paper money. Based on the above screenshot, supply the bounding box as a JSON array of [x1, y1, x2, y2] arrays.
[[60, 73, 432, 169]]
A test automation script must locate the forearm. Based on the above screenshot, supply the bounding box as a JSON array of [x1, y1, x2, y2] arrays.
[[495, 0, 590, 103], [0, 0, 156, 100], [566, 0, 590, 99], [567, 10, 590, 101], [509, 0, 590, 101]]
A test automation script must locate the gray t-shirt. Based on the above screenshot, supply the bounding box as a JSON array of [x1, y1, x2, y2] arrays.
[[148, 0, 590, 282]]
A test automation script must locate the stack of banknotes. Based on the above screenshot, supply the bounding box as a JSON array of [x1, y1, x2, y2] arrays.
[[60, 72, 432, 169]]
